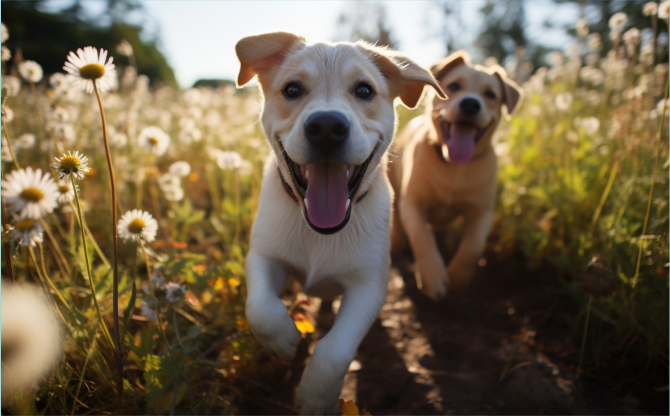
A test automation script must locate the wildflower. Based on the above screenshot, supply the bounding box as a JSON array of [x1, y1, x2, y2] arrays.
[[622, 28, 641, 50], [169, 161, 191, 177], [137, 126, 170, 156], [158, 173, 181, 191], [576, 18, 589, 37], [643, 2, 658, 16], [110, 131, 128, 146], [1, 283, 62, 404], [217, 151, 243, 170], [53, 123, 77, 146], [554, 92, 573, 111], [63, 46, 117, 93], [56, 180, 76, 204], [11, 217, 44, 247], [140, 299, 158, 322], [1, 46, 10, 62], [143, 270, 165, 295], [18, 60, 43, 83], [1, 75, 20, 97], [2, 168, 59, 219], [48, 73, 70, 91], [587, 33, 602, 51], [163, 187, 185, 202], [52, 151, 90, 181], [1, 23, 8, 44], [657, 99, 669, 113], [609, 12, 627, 32], [16, 133, 35, 149], [2, 107, 13, 123], [118, 209, 158, 243], [165, 282, 186, 303], [660, 1, 669, 19], [116, 39, 133, 57]]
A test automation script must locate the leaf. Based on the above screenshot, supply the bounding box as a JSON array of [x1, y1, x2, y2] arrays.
[[122, 279, 137, 338]]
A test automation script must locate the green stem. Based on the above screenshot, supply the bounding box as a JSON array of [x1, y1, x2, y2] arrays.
[[578, 295, 593, 372], [68, 199, 111, 269], [632, 79, 668, 289], [71, 320, 99, 415], [93, 79, 123, 402], [71, 172, 114, 347]]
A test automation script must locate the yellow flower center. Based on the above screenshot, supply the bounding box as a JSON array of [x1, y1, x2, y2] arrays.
[[78, 63, 105, 80], [14, 218, 35, 231], [148, 137, 159, 145], [128, 218, 145, 234], [58, 155, 81, 173], [20, 187, 44, 202], [58, 185, 71, 193]]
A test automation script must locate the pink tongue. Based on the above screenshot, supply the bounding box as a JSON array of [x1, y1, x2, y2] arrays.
[[305, 162, 349, 229], [445, 123, 477, 164]]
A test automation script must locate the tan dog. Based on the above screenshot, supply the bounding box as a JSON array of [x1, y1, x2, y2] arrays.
[[236, 32, 444, 414], [389, 51, 523, 299]]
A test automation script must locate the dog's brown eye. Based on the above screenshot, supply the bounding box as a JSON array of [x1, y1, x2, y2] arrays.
[[355, 83, 374, 99], [484, 90, 496, 99], [283, 83, 302, 99], [447, 82, 460, 92]]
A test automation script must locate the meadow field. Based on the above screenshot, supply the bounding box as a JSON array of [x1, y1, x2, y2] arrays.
[[1, 4, 668, 415]]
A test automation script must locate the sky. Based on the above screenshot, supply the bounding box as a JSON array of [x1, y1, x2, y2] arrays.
[[42, 1, 577, 88]]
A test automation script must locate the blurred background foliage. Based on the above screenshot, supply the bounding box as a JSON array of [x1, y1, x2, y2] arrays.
[[2, 0, 177, 87]]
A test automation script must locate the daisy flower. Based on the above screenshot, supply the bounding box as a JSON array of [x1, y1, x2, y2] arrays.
[[1, 46, 10, 62], [18, 61, 43, 83], [16, 133, 35, 149], [660, 1, 669, 19], [137, 126, 170, 156], [2, 168, 59, 219], [118, 209, 158, 243], [168, 161, 191, 177], [157, 173, 181, 192], [609, 12, 627, 32], [163, 187, 184, 202], [165, 282, 186, 304], [643, 2, 658, 16], [52, 151, 90, 181], [217, 151, 243, 170], [1, 23, 8, 44], [49, 73, 70, 91], [56, 179, 76, 204], [11, 216, 44, 247], [63, 46, 117, 93]]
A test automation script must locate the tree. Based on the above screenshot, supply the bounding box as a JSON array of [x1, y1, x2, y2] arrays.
[[2, 1, 177, 87], [335, 1, 397, 49]]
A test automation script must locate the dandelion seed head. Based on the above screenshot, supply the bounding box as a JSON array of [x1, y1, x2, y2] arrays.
[[609, 12, 627, 32], [1, 75, 20, 97], [137, 126, 170, 156], [1, 23, 8, 44], [643, 2, 658, 16], [1, 46, 10, 62], [659, 1, 669, 19], [18, 61, 43, 83]]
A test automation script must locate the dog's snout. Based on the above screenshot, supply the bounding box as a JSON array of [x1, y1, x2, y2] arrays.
[[459, 98, 481, 117], [304, 111, 350, 152]]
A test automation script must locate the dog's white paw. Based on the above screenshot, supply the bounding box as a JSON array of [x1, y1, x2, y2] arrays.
[[416, 263, 449, 300], [246, 296, 301, 361], [295, 345, 348, 415]]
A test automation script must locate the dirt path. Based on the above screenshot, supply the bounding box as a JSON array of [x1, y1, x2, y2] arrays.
[[238, 255, 668, 415]]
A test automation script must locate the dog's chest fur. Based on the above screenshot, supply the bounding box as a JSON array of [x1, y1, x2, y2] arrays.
[[250, 157, 391, 297]]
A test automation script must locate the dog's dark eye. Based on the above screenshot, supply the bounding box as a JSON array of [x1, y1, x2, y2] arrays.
[[484, 90, 496, 99], [355, 83, 374, 99], [283, 83, 302, 99], [447, 82, 460, 92]]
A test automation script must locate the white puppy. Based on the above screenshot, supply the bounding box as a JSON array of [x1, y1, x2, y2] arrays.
[[236, 32, 445, 414]]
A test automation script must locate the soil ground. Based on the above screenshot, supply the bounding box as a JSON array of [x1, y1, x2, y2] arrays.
[[237, 253, 669, 415]]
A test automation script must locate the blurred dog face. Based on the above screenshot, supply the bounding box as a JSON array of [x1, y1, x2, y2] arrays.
[[236, 32, 445, 234], [427, 51, 523, 164]]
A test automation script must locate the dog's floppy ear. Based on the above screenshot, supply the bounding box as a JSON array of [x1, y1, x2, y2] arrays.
[[356, 42, 446, 109], [491, 65, 524, 116], [235, 32, 305, 87], [430, 50, 469, 82]]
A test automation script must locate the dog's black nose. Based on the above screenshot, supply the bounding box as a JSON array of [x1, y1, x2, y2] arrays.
[[459, 97, 481, 117], [304, 111, 350, 152]]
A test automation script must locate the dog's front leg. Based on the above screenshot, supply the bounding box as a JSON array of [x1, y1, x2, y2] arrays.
[[400, 198, 449, 299], [245, 250, 301, 361], [447, 210, 494, 295], [296, 274, 386, 415]]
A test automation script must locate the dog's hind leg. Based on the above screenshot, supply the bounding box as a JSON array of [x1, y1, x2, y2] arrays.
[[295, 271, 387, 415], [245, 250, 301, 361], [446, 210, 494, 295]]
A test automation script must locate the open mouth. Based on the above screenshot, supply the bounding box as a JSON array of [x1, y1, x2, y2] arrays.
[[281, 143, 378, 235], [440, 120, 490, 164]]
